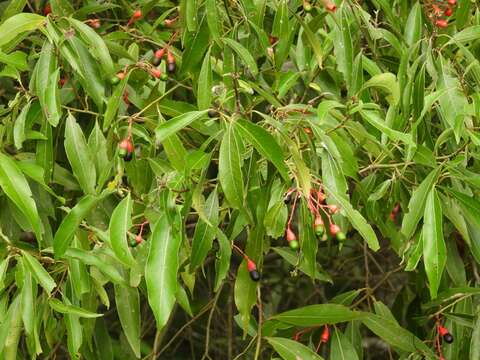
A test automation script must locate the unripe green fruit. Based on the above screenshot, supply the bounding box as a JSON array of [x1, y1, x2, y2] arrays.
[[118, 148, 127, 157], [303, 2, 312, 12], [129, 238, 139, 247], [315, 224, 324, 236], [289, 240, 299, 249], [160, 73, 168, 81], [336, 231, 346, 241], [110, 76, 120, 85]]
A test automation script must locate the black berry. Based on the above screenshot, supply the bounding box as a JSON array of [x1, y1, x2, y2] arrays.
[[249, 270, 260, 282], [443, 333, 454, 344]]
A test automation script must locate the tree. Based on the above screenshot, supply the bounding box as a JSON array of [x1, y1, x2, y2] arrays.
[[0, 0, 479, 359]]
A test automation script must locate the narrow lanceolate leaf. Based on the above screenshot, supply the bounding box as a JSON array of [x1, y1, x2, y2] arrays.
[[324, 185, 380, 251], [219, 124, 244, 209], [190, 189, 219, 269], [64, 113, 97, 194], [471, 315, 480, 360], [404, 2, 422, 47], [214, 229, 231, 292], [49, 298, 103, 318], [0, 295, 22, 358], [359, 109, 412, 145], [155, 110, 208, 143], [109, 194, 135, 267], [223, 38, 258, 76], [22, 251, 56, 295], [13, 100, 31, 149], [361, 74, 400, 105], [401, 168, 440, 240], [53, 194, 100, 257], [235, 118, 289, 181], [330, 330, 359, 360], [266, 337, 324, 360], [0, 13, 45, 48], [205, 0, 221, 42], [44, 67, 62, 126], [68, 18, 114, 75], [0, 152, 42, 242], [114, 284, 141, 358], [423, 188, 446, 299], [197, 48, 212, 110], [362, 313, 434, 356], [272, 304, 364, 327], [145, 215, 181, 330]]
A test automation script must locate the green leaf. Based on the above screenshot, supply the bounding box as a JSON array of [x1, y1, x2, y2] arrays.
[[404, 2, 422, 47], [266, 337, 324, 360], [114, 284, 141, 358], [447, 25, 480, 44], [219, 124, 245, 209], [359, 109, 413, 145], [190, 188, 219, 269], [103, 70, 130, 131], [214, 228, 231, 291], [68, 17, 114, 75], [49, 298, 103, 318], [13, 100, 30, 149], [22, 251, 56, 295], [64, 113, 97, 194], [362, 313, 433, 355], [295, 14, 323, 69], [44, 67, 62, 126], [53, 194, 100, 257], [272, 304, 364, 327], [0, 152, 42, 241], [401, 168, 440, 240], [361, 73, 400, 105], [0, 295, 22, 358], [330, 330, 359, 360], [235, 118, 289, 181], [0, 13, 45, 49], [422, 188, 446, 299], [63, 248, 127, 285], [324, 185, 380, 251], [197, 48, 212, 110], [155, 110, 208, 142], [223, 38, 259, 76], [145, 214, 181, 330], [109, 194, 136, 267], [205, 0, 221, 42], [471, 315, 480, 360]]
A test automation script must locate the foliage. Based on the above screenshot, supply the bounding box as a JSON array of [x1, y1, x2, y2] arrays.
[[0, 0, 480, 359]]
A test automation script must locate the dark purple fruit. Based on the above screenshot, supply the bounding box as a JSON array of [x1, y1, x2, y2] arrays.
[[167, 62, 176, 73], [124, 151, 133, 162], [249, 269, 261, 282], [443, 333, 454, 344]]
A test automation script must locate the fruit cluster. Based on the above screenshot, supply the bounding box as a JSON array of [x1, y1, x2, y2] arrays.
[[284, 185, 345, 250], [435, 322, 454, 360], [303, 0, 337, 13], [424, 0, 457, 28]]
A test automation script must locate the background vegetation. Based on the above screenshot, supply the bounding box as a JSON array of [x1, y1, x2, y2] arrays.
[[0, 0, 480, 359]]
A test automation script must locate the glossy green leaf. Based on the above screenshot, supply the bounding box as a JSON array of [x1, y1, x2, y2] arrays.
[[235, 118, 289, 181], [155, 110, 208, 142], [49, 298, 102, 318], [53, 194, 100, 257], [272, 304, 364, 327], [218, 124, 245, 209], [114, 284, 141, 358], [190, 188, 219, 269], [362, 313, 433, 355], [423, 188, 446, 299], [223, 38, 259, 76], [109, 194, 135, 267], [22, 251, 56, 295], [266, 337, 324, 360], [0, 13, 44, 49], [0, 152, 42, 241], [330, 330, 359, 360], [197, 48, 212, 110], [64, 113, 97, 194], [145, 214, 181, 330]]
